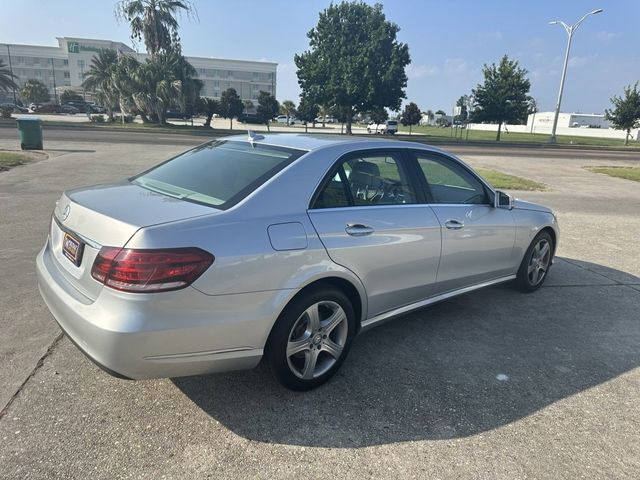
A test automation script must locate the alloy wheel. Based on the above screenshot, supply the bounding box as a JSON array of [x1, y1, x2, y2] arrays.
[[527, 238, 551, 286], [286, 301, 348, 380]]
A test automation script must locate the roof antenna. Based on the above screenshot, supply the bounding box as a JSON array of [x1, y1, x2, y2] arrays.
[[247, 130, 264, 147]]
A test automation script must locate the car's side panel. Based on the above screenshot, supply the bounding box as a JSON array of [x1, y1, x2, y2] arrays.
[[309, 205, 442, 317], [511, 208, 559, 262], [428, 204, 517, 292]]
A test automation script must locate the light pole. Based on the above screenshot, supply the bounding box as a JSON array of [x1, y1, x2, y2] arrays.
[[548, 9, 603, 143], [5, 44, 18, 105]]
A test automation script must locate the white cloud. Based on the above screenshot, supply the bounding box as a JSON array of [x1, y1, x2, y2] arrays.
[[529, 37, 545, 48], [478, 30, 503, 41], [568, 56, 592, 68], [407, 64, 440, 78], [444, 58, 469, 75], [595, 31, 620, 43]]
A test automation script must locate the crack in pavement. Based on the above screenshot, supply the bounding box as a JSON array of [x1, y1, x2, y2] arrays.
[[0, 332, 64, 420]]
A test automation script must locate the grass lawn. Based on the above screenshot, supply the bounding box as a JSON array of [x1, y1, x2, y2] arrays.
[[397, 124, 640, 148], [585, 166, 640, 182], [476, 168, 547, 191], [0, 151, 36, 172]]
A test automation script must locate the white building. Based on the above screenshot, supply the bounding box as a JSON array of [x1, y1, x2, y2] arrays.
[[0, 37, 277, 103], [527, 111, 609, 130]]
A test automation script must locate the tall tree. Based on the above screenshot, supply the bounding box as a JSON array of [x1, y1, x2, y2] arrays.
[[401, 102, 421, 134], [20, 79, 50, 104], [82, 49, 119, 121], [471, 55, 531, 141], [257, 90, 279, 131], [112, 55, 144, 120], [129, 52, 199, 124], [281, 100, 297, 123], [115, 0, 195, 55], [605, 83, 640, 146], [0, 60, 18, 93], [297, 97, 319, 132], [243, 100, 254, 113], [455, 95, 469, 123], [295, 2, 410, 134], [219, 88, 243, 129], [197, 97, 219, 127], [424, 109, 434, 125], [370, 107, 388, 125]]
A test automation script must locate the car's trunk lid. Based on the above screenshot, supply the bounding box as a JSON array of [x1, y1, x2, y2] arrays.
[[49, 182, 216, 300]]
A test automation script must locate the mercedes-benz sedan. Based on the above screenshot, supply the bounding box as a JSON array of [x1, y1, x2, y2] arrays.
[[36, 134, 558, 390]]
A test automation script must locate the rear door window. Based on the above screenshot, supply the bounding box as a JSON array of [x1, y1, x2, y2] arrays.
[[311, 150, 417, 208]]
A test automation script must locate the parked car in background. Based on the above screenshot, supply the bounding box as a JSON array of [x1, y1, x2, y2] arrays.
[[165, 109, 189, 119], [315, 116, 337, 124], [274, 115, 300, 125], [367, 120, 398, 134], [0, 103, 29, 113], [60, 104, 79, 114], [35, 103, 62, 114], [36, 133, 558, 391], [63, 101, 106, 114], [238, 113, 262, 124]]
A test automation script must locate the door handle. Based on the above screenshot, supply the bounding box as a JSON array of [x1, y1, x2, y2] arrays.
[[444, 219, 464, 230], [345, 223, 375, 236]]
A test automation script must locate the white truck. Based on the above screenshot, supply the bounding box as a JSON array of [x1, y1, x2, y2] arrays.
[[367, 120, 398, 134]]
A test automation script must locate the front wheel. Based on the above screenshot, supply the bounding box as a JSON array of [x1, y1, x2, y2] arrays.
[[266, 287, 356, 391], [514, 231, 554, 292]]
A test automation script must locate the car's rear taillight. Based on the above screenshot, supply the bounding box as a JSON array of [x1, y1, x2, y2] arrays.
[[91, 247, 214, 293]]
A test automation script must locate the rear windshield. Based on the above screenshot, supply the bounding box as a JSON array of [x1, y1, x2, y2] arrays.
[[387, 121, 398, 126], [131, 140, 304, 210]]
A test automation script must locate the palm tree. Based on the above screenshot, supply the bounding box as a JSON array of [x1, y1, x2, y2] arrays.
[[424, 109, 434, 125], [82, 49, 119, 120], [0, 59, 18, 93], [130, 52, 200, 124], [115, 0, 195, 56], [282, 100, 296, 124], [112, 55, 145, 121]]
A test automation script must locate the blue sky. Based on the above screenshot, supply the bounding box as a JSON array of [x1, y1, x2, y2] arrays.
[[2, 0, 638, 114]]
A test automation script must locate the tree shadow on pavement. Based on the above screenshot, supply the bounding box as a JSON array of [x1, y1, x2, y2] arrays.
[[173, 257, 640, 447]]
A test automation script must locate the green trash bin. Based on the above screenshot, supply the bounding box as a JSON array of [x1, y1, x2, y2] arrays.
[[16, 117, 43, 150]]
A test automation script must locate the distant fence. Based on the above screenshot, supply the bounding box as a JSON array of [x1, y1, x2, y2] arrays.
[[466, 123, 640, 141]]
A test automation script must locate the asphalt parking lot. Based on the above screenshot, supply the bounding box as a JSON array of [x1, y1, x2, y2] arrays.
[[1, 131, 639, 479]]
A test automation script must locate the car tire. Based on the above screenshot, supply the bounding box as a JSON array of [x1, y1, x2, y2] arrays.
[[266, 286, 356, 391], [514, 231, 554, 292]]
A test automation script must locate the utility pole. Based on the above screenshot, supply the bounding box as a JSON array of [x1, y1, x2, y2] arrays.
[[6, 44, 18, 105]]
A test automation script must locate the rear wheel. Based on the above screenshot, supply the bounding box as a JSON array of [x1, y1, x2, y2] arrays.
[[514, 231, 554, 292], [266, 287, 356, 391]]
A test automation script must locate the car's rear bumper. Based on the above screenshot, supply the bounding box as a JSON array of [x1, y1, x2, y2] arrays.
[[36, 238, 294, 379]]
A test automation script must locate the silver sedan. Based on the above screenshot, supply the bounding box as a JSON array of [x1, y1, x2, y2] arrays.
[[36, 134, 558, 390]]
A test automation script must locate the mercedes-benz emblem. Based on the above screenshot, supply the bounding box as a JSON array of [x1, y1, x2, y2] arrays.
[[61, 204, 71, 221]]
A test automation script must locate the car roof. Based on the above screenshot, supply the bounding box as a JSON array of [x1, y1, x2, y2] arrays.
[[219, 133, 439, 153]]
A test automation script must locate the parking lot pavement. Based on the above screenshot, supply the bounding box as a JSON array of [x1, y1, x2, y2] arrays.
[[1, 137, 639, 479]]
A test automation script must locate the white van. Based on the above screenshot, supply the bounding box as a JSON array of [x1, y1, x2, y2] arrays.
[[367, 120, 398, 134]]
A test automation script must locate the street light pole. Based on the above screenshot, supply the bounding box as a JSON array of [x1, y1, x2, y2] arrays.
[[50, 58, 58, 105], [5, 44, 18, 105], [548, 9, 603, 144]]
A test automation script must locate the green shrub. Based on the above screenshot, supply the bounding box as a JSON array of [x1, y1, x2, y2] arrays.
[[114, 114, 134, 123], [90, 114, 105, 123], [1, 108, 12, 119]]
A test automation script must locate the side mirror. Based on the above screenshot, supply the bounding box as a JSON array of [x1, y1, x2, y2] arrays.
[[494, 190, 514, 210]]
